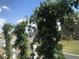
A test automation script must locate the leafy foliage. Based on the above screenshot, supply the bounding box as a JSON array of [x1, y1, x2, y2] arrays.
[[30, 0, 76, 59], [14, 21, 31, 59], [3, 23, 14, 59]]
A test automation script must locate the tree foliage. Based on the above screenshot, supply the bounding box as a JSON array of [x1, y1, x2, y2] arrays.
[[30, 0, 76, 59], [14, 21, 31, 59], [3, 23, 14, 59]]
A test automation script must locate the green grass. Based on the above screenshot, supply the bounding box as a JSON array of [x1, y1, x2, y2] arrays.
[[59, 40, 79, 55]]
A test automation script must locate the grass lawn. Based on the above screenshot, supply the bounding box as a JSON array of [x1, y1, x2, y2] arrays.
[[59, 40, 79, 55]]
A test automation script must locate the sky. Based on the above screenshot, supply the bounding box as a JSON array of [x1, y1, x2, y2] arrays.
[[0, 0, 44, 32], [0, 0, 79, 32], [0, 0, 44, 24]]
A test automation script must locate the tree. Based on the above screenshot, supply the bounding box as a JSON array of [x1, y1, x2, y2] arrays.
[[3, 23, 14, 59], [14, 20, 31, 59], [61, 12, 77, 39], [30, 0, 75, 59]]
